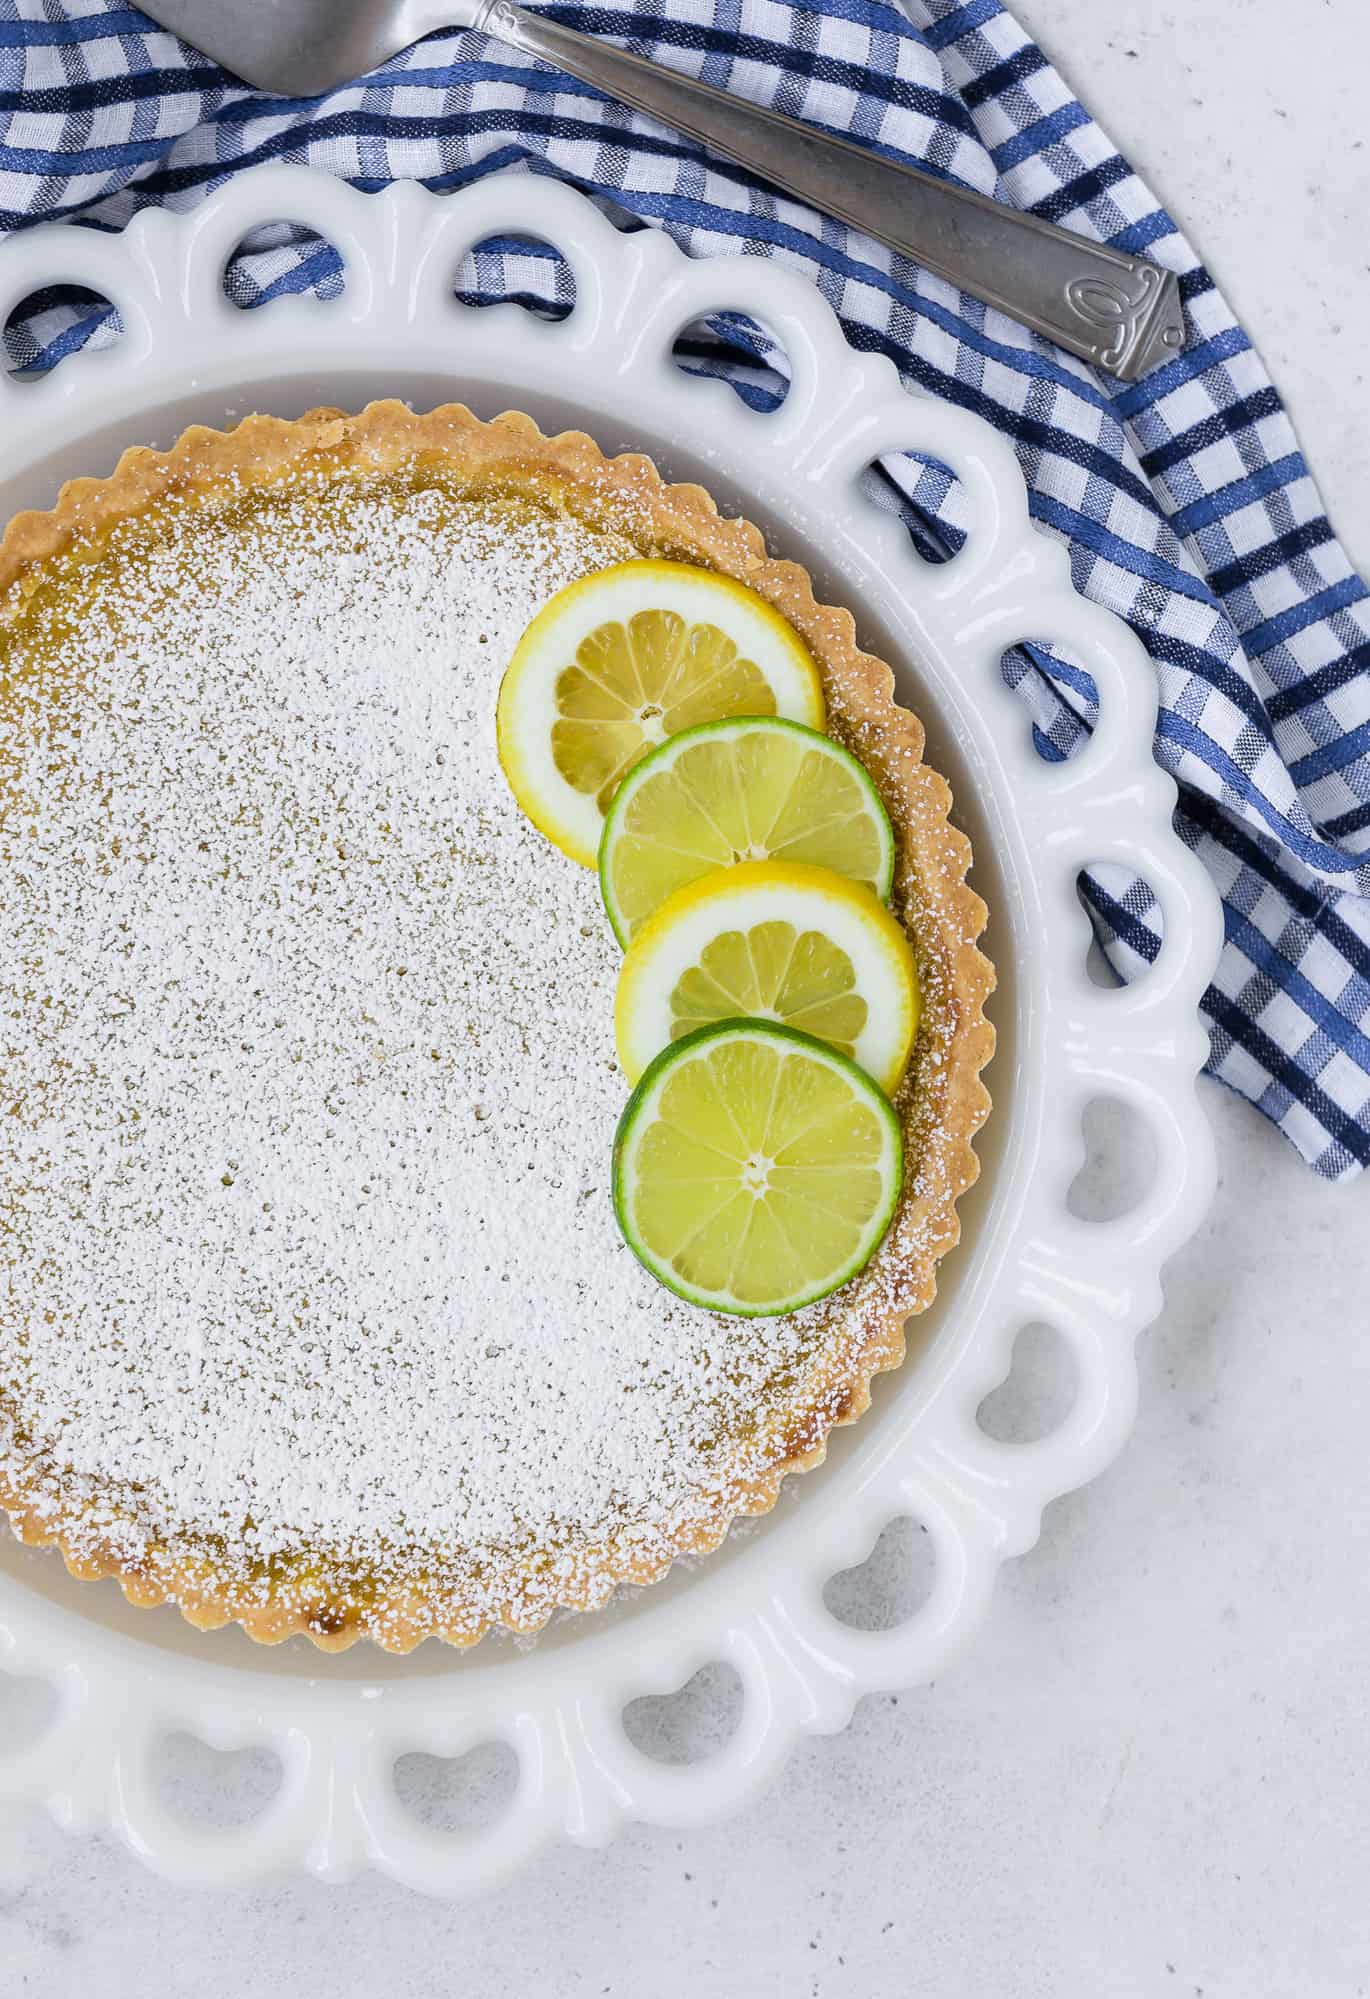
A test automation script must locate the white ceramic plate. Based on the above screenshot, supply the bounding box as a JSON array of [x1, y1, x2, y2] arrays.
[[0, 166, 1221, 1896]]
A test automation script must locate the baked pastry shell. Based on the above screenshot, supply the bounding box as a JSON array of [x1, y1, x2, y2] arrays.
[[0, 401, 995, 1651]]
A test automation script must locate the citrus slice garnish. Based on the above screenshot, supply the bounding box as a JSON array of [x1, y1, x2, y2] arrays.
[[496, 560, 826, 866], [598, 714, 896, 945], [614, 858, 919, 1094], [613, 1019, 903, 1317]]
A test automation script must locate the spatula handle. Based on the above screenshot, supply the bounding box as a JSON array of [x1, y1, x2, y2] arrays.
[[475, 0, 1184, 381]]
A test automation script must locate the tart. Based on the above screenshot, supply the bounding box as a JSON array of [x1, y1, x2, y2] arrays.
[[0, 402, 993, 1651]]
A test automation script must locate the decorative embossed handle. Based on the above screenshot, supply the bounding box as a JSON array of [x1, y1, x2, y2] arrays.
[[472, 0, 1185, 381]]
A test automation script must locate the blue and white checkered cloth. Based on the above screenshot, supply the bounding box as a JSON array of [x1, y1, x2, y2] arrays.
[[3, 0, 1369, 1178]]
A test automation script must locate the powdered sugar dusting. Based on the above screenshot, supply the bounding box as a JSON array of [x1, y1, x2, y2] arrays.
[[0, 474, 926, 1641]]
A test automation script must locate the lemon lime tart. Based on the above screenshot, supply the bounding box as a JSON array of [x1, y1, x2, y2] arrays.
[[0, 401, 993, 1650]]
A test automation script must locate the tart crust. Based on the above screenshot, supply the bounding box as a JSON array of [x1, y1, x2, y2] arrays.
[[0, 401, 994, 1651]]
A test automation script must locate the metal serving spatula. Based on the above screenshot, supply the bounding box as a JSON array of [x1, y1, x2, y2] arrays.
[[139, 0, 1184, 381]]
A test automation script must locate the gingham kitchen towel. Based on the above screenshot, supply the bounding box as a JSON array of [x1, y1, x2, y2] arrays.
[[3, 0, 1369, 1178]]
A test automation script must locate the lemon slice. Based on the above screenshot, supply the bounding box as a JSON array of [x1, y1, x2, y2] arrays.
[[598, 715, 897, 945], [615, 858, 919, 1094], [613, 1019, 903, 1317], [497, 560, 826, 866]]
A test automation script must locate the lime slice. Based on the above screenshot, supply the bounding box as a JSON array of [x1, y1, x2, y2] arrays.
[[615, 858, 919, 1095], [497, 560, 826, 866], [613, 1019, 903, 1317], [598, 715, 896, 945]]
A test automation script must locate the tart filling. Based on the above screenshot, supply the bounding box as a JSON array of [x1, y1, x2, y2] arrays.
[[0, 404, 993, 1649]]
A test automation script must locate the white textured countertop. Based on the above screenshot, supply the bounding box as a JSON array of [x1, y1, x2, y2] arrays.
[[4, 5, 1369, 1993]]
